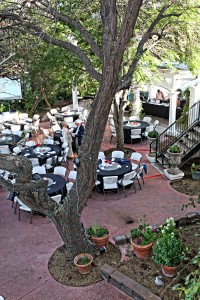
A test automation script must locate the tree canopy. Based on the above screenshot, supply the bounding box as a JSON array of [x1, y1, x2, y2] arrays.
[[0, 0, 200, 259]]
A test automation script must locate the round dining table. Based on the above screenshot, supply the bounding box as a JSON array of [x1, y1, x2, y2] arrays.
[[37, 174, 67, 199], [123, 120, 149, 144], [97, 158, 132, 192], [0, 134, 21, 147], [54, 112, 80, 123], [21, 144, 61, 165], [3, 118, 33, 131]]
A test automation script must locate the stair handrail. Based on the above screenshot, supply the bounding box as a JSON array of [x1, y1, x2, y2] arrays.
[[149, 100, 200, 160]]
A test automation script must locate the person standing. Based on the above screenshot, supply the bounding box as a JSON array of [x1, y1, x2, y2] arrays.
[[72, 119, 85, 152], [156, 89, 164, 100], [62, 122, 73, 157]]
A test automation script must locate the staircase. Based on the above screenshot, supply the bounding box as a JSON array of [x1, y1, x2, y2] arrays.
[[150, 101, 200, 169]]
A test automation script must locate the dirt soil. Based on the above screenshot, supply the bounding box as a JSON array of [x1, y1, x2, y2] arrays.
[[49, 223, 200, 300], [48, 160, 200, 299], [170, 158, 200, 196]]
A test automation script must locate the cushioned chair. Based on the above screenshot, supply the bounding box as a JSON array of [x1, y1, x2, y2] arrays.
[[133, 170, 142, 190], [12, 146, 22, 155], [130, 129, 142, 143], [14, 196, 33, 224], [129, 115, 139, 121], [53, 166, 67, 177], [98, 151, 105, 160], [43, 128, 53, 140], [66, 182, 73, 192], [45, 157, 55, 172], [153, 120, 159, 130], [0, 145, 11, 154], [51, 124, 61, 132], [143, 125, 154, 143], [51, 194, 62, 204], [110, 126, 116, 143], [33, 114, 40, 121], [103, 176, 119, 200], [43, 138, 54, 145], [25, 140, 36, 147], [67, 170, 77, 182], [130, 152, 142, 171], [47, 112, 58, 126], [29, 158, 40, 167], [143, 116, 152, 125], [50, 108, 59, 115], [111, 150, 124, 159], [11, 130, 22, 137], [118, 171, 136, 197], [10, 125, 21, 131], [32, 166, 46, 175]]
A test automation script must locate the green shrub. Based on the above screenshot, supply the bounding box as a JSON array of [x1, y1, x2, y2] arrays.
[[168, 145, 181, 153], [86, 221, 109, 238], [77, 255, 91, 265], [148, 130, 159, 138]]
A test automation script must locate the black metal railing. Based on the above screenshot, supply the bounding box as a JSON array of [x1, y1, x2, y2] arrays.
[[149, 101, 200, 164]]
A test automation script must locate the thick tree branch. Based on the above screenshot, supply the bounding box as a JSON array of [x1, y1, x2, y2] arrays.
[[0, 13, 102, 83], [33, 0, 103, 60], [119, 2, 181, 90]]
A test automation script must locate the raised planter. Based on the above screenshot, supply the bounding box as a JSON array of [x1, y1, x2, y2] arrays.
[[167, 150, 183, 175], [147, 137, 157, 150]]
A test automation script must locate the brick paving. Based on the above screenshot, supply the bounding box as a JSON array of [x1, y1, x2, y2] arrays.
[[0, 121, 195, 300]]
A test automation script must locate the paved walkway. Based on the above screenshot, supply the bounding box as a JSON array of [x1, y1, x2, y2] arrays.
[[0, 122, 194, 300]]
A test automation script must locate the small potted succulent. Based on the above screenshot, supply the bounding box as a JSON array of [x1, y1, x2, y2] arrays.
[[130, 215, 158, 259], [152, 217, 188, 277], [86, 221, 110, 249], [74, 253, 93, 274], [191, 162, 200, 180], [167, 144, 183, 175]]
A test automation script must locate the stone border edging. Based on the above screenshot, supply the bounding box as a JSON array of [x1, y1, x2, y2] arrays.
[[113, 210, 200, 246], [101, 211, 200, 299], [101, 264, 161, 300]]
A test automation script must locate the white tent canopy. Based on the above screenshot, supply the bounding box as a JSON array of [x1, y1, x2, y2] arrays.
[[0, 77, 22, 100]]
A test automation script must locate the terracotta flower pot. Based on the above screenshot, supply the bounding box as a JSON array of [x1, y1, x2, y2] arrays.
[[91, 232, 110, 249], [161, 265, 179, 278], [130, 239, 153, 259], [74, 253, 93, 274]]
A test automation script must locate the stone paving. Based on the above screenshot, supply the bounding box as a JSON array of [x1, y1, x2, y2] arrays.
[[0, 121, 196, 300]]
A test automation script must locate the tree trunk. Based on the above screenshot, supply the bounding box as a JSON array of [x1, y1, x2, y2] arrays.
[[113, 90, 128, 150], [41, 84, 52, 109]]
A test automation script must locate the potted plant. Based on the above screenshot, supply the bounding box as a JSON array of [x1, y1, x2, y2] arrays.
[[86, 221, 110, 249], [168, 145, 181, 153], [148, 130, 159, 139], [191, 162, 200, 180], [152, 217, 188, 277], [130, 216, 158, 259], [147, 130, 159, 150], [74, 253, 93, 274], [167, 144, 183, 175]]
